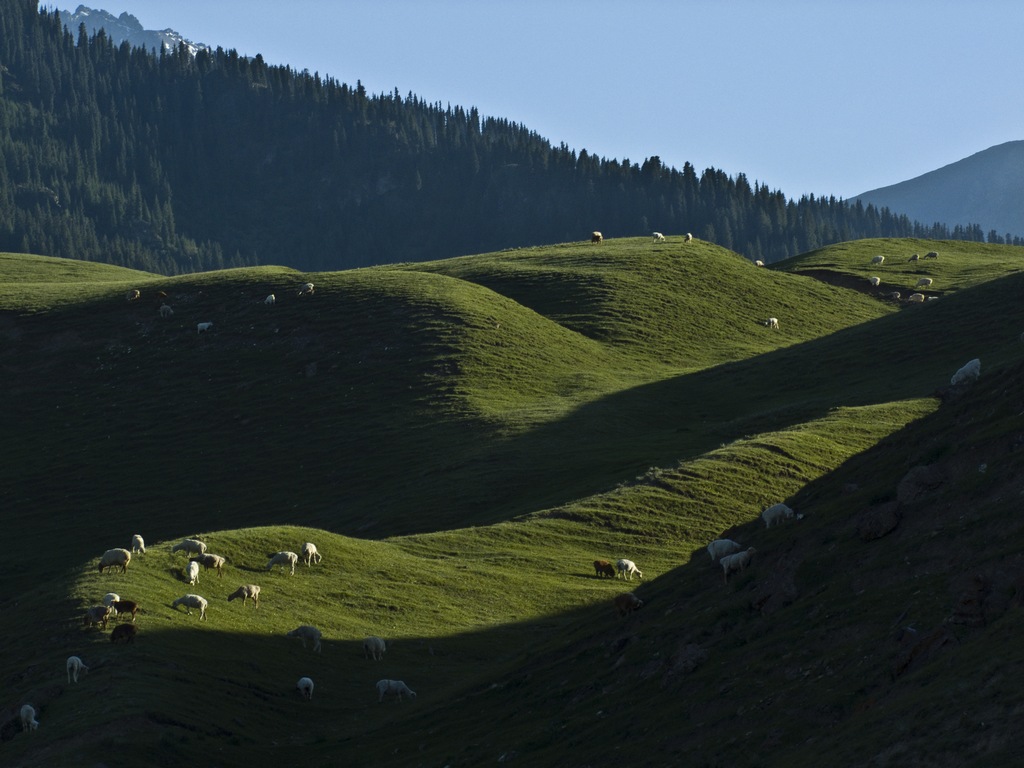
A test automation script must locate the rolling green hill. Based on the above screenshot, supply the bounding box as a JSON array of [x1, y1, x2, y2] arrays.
[[2, 237, 1023, 766]]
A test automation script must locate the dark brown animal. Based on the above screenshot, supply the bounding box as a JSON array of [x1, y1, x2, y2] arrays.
[[593, 559, 616, 578], [110, 624, 137, 643], [614, 592, 643, 616], [111, 600, 139, 623]]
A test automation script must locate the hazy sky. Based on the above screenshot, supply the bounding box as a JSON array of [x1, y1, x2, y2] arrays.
[[53, 1, 1024, 200]]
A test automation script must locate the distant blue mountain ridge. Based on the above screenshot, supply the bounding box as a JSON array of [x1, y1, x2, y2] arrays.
[[57, 4, 209, 57], [852, 140, 1024, 239]]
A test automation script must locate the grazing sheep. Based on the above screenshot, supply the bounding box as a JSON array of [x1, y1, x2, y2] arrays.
[[131, 534, 145, 555], [298, 282, 315, 296], [185, 560, 200, 586], [916, 277, 933, 288], [197, 321, 213, 334], [20, 704, 39, 733], [614, 592, 644, 616], [98, 548, 131, 574], [190, 553, 226, 578], [871, 255, 885, 265], [172, 538, 207, 557], [67, 655, 89, 683], [363, 635, 387, 661], [616, 558, 643, 581], [591, 231, 603, 244], [102, 592, 121, 609], [376, 679, 416, 703], [652, 231, 666, 242], [754, 259, 765, 267], [287, 625, 322, 653], [706, 538, 742, 562], [721, 547, 756, 583], [126, 289, 140, 302], [83, 605, 112, 630], [227, 584, 261, 608], [593, 559, 617, 578], [266, 551, 299, 575], [110, 623, 138, 643], [264, 294, 276, 305], [887, 291, 902, 300], [908, 253, 920, 262], [301, 542, 322, 566], [868, 276, 881, 287], [924, 251, 938, 259], [950, 358, 981, 386], [907, 293, 926, 303], [764, 317, 780, 330], [158, 304, 173, 318], [297, 677, 314, 700], [172, 594, 208, 620], [762, 502, 797, 528], [685, 233, 693, 242], [111, 600, 139, 623]]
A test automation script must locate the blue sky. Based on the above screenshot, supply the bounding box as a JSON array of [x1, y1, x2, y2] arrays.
[[54, 1, 1024, 200]]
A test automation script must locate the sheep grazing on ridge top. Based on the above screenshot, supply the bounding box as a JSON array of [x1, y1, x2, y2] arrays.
[[172, 594, 208, 620], [754, 259, 765, 267], [298, 282, 315, 297], [762, 502, 798, 528], [267, 551, 299, 575], [593, 559, 617, 578], [916, 277, 934, 288], [185, 560, 200, 586], [67, 655, 89, 683], [297, 677, 315, 700], [871, 255, 885, 265], [721, 547, 756, 583], [363, 635, 387, 661], [172, 538, 207, 558], [868, 276, 881, 287], [908, 253, 920, 262], [652, 231, 666, 242], [591, 231, 603, 244], [191, 553, 226, 578], [98, 548, 131, 574], [197, 321, 213, 334], [287, 625, 322, 653], [227, 584, 261, 608], [614, 592, 643, 616], [110, 623, 137, 643], [377, 679, 416, 702], [301, 542, 322, 566], [264, 293, 276, 305], [950, 358, 981, 386], [924, 251, 938, 259], [131, 534, 145, 555], [20, 704, 39, 733], [706, 538, 742, 562], [616, 558, 643, 581], [684, 233, 693, 242]]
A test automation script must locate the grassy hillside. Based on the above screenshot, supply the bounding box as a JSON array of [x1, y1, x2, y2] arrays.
[[2, 237, 1023, 766]]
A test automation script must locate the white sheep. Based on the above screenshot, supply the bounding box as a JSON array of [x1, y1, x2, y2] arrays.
[[907, 293, 926, 303], [376, 679, 416, 703], [158, 304, 173, 318], [172, 594, 208, 620], [616, 558, 643, 581], [266, 551, 299, 575], [98, 548, 131, 574], [264, 294, 276, 305], [888, 291, 902, 300], [301, 542, 322, 566], [706, 538, 742, 562], [721, 547, 756, 583], [197, 321, 213, 334], [950, 358, 981, 386], [685, 233, 693, 242], [868, 276, 881, 287], [131, 534, 145, 555], [126, 289, 140, 302], [762, 502, 797, 528], [591, 231, 603, 244], [67, 655, 89, 683], [652, 231, 666, 242], [20, 703, 39, 732], [764, 317, 779, 330], [83, 605, 113, 630], [915, 277, 933, 288], [754, 259, 765, 267], [298, 282, 315, 296], [297, 676, 314, 700], [287, 625, 322, 653], [871, 255, 885, 265], [185, 560, 200, 586], [102, 592, 121, 609], [172, 538, 207, 557], [363, 635, 387, 661], [227, 584, 261, 608]]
